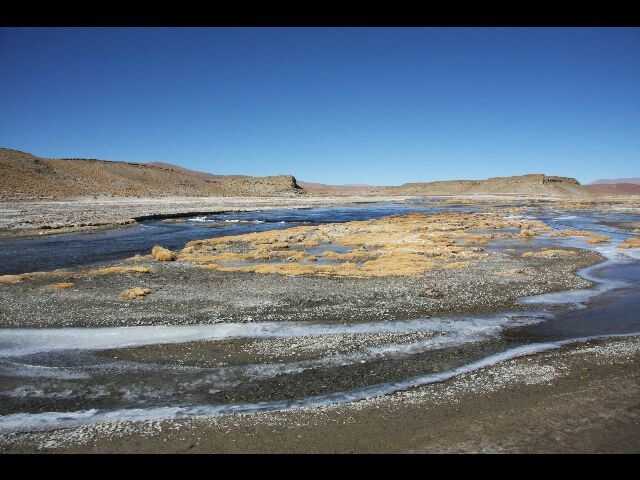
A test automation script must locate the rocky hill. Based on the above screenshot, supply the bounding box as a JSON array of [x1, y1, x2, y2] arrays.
[[145, 162, 248, 180], [390, 174, 588, 197], [0, 148, 304, 201], [1, 148, 601, 201]]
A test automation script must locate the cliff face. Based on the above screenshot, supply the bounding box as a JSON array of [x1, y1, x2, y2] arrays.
[[392, 174, 588, 197], [0, 148, 304, 200], [209, 175, 303, 196]]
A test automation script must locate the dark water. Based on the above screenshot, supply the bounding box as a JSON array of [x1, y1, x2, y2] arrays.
[[521, 256, 640, 340], [0, 202, 476, 275], [514, 209, 640, 340]]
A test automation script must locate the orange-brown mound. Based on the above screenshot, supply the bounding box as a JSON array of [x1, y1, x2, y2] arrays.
[[120, 287, 151, 299], [619, 237, 640, 249], [48, 282, 75, 289], [180, 212, 552, 277], [152, 246, 177, 261], [550, 229, 610, 244]]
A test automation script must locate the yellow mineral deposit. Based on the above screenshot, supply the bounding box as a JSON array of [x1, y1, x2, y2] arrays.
[[0, 265, 151, 285], [181, 212, 552, 278], [0, 274, 24, 284], [152, 246, 177, 261], [619, 237, 640, 249], [86, 265, 152, 276], [0, 212, 578, 283], [550, 229, 610, 244], [48, 282, 75, 289], [120, 287, 151, 299]]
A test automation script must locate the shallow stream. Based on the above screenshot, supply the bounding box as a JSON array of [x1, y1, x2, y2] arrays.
[[1, 202, 639, 433]]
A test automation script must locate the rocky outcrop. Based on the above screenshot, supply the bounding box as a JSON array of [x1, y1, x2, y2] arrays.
[[211, 175, 303, 196]]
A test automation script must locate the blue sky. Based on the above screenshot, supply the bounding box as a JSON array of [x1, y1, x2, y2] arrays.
[[1, 27, 638, 185]]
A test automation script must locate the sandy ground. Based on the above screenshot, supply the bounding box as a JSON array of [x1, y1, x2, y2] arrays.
[[1, 335, 638, 453], [0, 231, 600, 328]]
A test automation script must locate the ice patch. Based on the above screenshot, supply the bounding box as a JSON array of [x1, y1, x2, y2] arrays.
[[0, 313, 549, 358], [0, 386, 76, 400], [0, 361, 89, 380], [519, 235, 638, 306], [2, 332, 637, 434]]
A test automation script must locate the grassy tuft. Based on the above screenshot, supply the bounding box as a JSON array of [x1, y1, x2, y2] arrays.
[[619, 237, 640, 249], [152, 246, 177, 261], [48, 282, 75, 289], [120, 287, 151, 299]]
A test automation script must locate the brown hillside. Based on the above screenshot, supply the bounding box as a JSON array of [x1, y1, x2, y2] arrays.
[[0, 148, 303, 200], [145, 162, 249, 181], [390, 174, 589, 197]]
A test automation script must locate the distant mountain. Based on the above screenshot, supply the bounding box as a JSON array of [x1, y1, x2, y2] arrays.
[[297, 180, 389, 195], [589, 178, 640, 185], [389, 174, 588, 197], [303, 174, 593, 197], [4, 147, 617, 200], [0, 148, 303, 201], [585, 183, 640, 196]]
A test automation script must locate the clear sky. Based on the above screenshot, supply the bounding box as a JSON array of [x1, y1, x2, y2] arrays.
[[1, 27, 638, 185]]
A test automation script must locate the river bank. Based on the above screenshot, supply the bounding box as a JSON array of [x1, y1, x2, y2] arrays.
[[2, 194, 640, 238], [0, 201, 639, 453], [1, 335, 638, 453], [0, 196, 414, 237], [0, 211, 602, 328]]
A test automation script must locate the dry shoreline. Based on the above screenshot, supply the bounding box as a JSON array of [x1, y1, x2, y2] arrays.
[[2, 194, 639, 238], [2, 335, 638, 453], [0, 195, 413, 237]]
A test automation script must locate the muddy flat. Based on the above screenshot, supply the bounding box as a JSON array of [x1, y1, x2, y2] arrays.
[[3, 336, 638, 453]]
